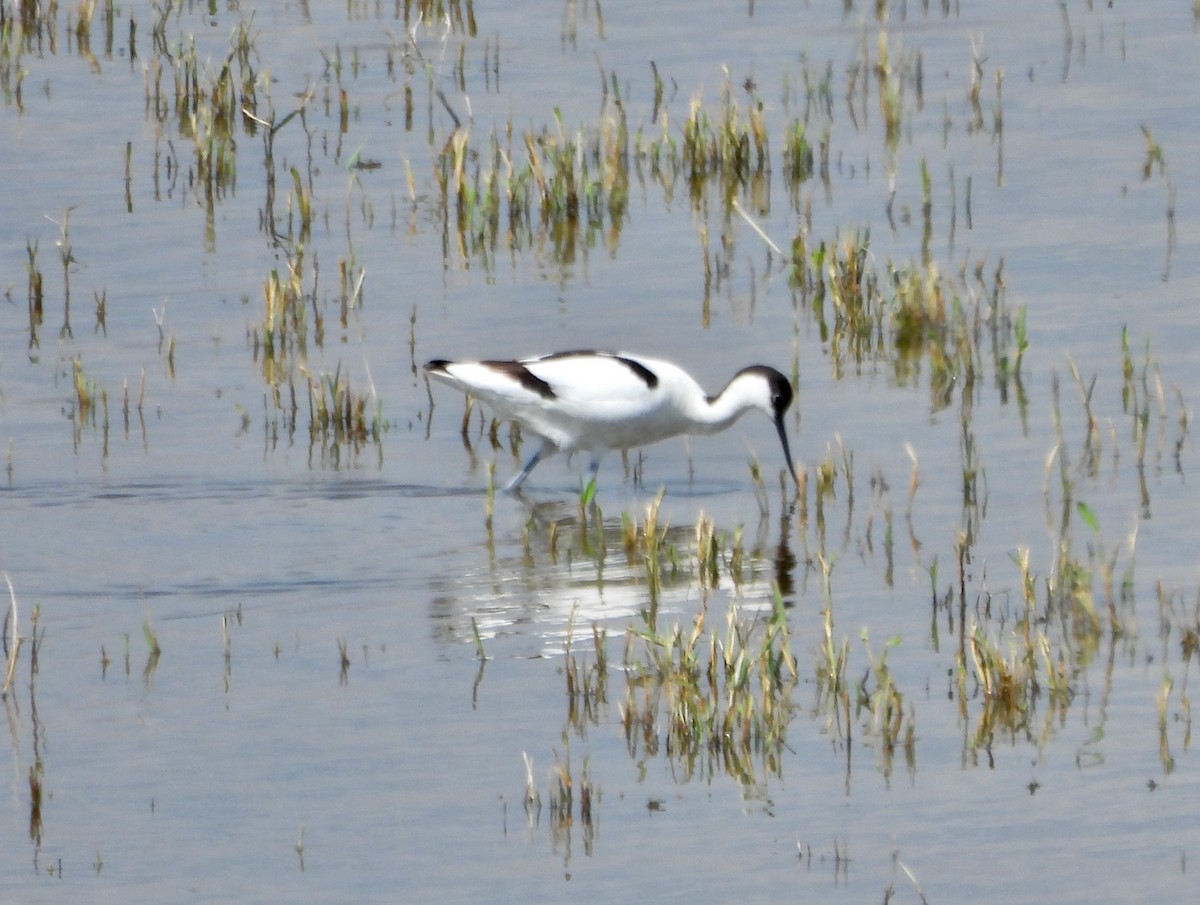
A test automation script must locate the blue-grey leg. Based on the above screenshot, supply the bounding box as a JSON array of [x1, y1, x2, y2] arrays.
[[503, 440, 554, 492], [577, 456, 603, 503]]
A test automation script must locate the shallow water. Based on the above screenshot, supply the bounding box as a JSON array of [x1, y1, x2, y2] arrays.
[[2, 1, 1198, 901]]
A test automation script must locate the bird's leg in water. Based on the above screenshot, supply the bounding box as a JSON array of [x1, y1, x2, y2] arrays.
[[503, 440, 553, 492], [579, 458, 601, 505]]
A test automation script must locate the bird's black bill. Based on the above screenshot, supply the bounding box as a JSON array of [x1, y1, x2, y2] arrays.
[[775, 415, 800, 489]]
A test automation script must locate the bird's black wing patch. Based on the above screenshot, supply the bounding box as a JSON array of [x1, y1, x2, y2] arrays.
[[535, 351, 659, 389], [612, 355, 659, 389], [484, 360, 558, 399]]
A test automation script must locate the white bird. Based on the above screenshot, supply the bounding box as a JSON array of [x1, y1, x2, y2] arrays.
[[423, 350, 799, 492]]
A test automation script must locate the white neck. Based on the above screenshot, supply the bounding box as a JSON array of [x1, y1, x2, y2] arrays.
[[690, 382, 761, 434]]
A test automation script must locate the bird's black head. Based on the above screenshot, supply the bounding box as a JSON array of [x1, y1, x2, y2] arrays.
[[734, 365, 798, 488], [735, 365, 794, 419], [765, 368, 794, 419]]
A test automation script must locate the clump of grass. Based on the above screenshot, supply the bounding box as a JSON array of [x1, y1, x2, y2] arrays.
[[782, 116, 815, 198], [694, 512, 720, 590], [578, 758, 596, 852], [72, 356, 100, 422], [142, 613, 161, 657], [966, 624, 1038, 744], [618, 490, 672, 623], [1140, 125, 1177, 279], [25, 239, 43, 349], [306, 364, 387, 465], [620, 583, 797, 784], [1119, 330, 1184, 514], [48, 207, 76, 340], [255, 166, 317, 354], [855, 630, 915, 779], [93, 288, 107, 336], [469, 616, 487, 662], [419, 61, 860, 274], [562, 607, 608, 735], [141, 610, 161, 684], [1157, 674, 1175, 773], [160, 21, 261, 226], [874, 29, 904, 153], [337, 637, 350, 684], [70, 356, 111, 453], [814, 554, 851, 739], [337, 254, 364, 329], [29, 761, 43, 847], [1151, 583, 1196, 771], [256, 259, 307, 388], [950, 396, 1154, 758], [809, 549, 918, 779], [2, 573, 22, 696], [521, 751, 541, 824], [432, 96, 634, 270], [1159, 584, 1200, 670], [547, 750, 573, 831], [518, 745, 598, 849], [121, 369, 148, 443], [679, 72, 769, 195], [788, 221, 1019, 417]]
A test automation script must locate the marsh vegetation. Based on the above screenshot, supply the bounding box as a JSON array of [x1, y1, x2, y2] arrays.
[[1, 1, 1197, 901]]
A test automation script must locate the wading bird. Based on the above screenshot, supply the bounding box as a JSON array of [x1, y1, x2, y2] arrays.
[[424, 351, 799, 493]]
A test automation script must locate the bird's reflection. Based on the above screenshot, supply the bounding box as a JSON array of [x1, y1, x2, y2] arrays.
[[428, 492, 802, 652]]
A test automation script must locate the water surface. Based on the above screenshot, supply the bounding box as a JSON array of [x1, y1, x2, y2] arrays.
[[1, 1, 1197, 901]]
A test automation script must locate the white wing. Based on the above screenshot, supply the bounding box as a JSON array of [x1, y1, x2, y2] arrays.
[[428, 352, 701, 451], [519, 353, 700, 449]]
